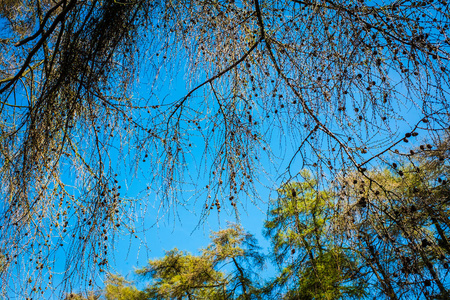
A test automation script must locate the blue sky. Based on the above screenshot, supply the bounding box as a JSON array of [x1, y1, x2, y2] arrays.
[[90, 62, 285, 290]]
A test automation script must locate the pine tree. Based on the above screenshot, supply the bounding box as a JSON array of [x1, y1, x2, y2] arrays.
[[264, 170, 367, 299]]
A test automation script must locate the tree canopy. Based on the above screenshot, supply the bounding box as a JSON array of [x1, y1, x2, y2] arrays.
[[71, 224, 264, 299], [0, 0, 449, 297], [264, 171, 367, 299]]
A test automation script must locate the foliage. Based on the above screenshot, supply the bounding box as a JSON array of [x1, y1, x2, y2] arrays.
[[137, 248, 226, 299], [265, 142, 450, 299], [0, 0, 449, 296], [104, 274, 148, 300], [264, 170, 367, 299], [136, 224, 264, 299], [64, 291, 101, 300], [332, 136, 450, 299]]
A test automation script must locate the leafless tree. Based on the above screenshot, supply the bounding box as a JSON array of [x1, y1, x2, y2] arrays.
[[0, 0, 449, 297]]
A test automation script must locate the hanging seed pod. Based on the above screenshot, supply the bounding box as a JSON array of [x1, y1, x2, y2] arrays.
[[358, 197, 367, 208]]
